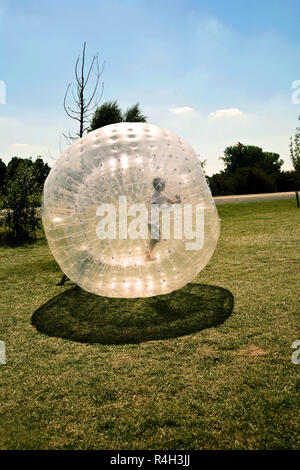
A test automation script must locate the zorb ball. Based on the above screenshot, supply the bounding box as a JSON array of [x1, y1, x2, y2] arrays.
[[42, 123, 220, 298]]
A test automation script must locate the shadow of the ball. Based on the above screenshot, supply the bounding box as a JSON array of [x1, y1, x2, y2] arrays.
[[31, 283, 234, 345]]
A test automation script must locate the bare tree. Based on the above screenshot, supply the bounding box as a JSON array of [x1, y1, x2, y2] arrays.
[[63, 41, 104, 143], [57, 42, 104, 286]]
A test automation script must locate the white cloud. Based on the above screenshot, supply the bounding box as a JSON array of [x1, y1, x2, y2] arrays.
[[10, 143, 30, 148], [170, 106, 195, 114], [149, 96, 294, 176], [209, 108, 244, 118]]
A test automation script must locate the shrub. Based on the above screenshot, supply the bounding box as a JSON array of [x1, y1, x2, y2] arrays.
[[2, 163, 41, 241], [208, 167, 276, 196], [275, 171, 300, 192], [231, 167, 276, 194], [207, 172, 235, 196]]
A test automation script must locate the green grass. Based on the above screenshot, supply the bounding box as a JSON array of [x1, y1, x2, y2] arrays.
[[0, 199, 299, 450]]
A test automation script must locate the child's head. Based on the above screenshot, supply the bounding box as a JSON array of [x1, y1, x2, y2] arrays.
[[152, 177, 166, 193]]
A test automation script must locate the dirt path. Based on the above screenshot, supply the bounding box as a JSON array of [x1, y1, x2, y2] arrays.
[[214, 191, 296, 205]]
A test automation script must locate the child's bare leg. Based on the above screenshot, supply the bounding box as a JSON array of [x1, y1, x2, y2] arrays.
[[145, 224, 160, 260], [146, 239, 158, 260]]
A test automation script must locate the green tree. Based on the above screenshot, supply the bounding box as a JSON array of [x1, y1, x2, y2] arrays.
[[262, 152, 283, 175], [207, 172, 235, 196], [231, 167, 276, 194], [33, 157, 51, 191], [3, 162, 40, 240], [89, 100, 147, 131], [290, 116, 300, 172], [208, 167, 276, 196], [4, 156, 50, 194], [0, 159, 6, 195], [89, 100, 123, 131], [276, 170, 300, 192], [123, 103, 147, 123], [6, 156, 31, 182], [221, 143, 283, 175]]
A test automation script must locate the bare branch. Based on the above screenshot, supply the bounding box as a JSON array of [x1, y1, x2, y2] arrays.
[[66, 105, 82, 115], [62, 132, 78, 144], [75, 56, 81, 87], [85, 75, 100, 109], [45, 148, 59, 161], [63, 83, 77, 120], [83, 55, 96, 89], [81, 41, 86, 89], [71, 87, 80, 106], [63, 42, 105, 142]]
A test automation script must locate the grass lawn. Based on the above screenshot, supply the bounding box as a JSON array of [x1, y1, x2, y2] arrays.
[[0, 199, 299, 450]]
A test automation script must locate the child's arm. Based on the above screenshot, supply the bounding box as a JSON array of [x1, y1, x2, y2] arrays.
[[164, 193, 181, 204]]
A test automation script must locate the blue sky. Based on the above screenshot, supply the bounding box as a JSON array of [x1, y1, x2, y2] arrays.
[[0, 0, 300, 175]]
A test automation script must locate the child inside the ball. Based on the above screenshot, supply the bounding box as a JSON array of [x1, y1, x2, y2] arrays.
[[146, 177, 181, 261]]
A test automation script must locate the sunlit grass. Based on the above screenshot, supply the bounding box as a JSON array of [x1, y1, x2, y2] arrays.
[[0, 199, 299, 449]]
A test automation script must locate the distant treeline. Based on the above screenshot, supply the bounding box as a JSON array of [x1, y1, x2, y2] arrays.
[[207, 143, 299, 196], [1, 143, 299, 203], [0, 142, 298, 242]]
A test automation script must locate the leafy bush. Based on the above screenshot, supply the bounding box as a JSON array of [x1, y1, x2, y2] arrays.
[[89, 100, 147, 131], [231, 167, 276, 194], [2, 162, 41, 241], [208, 167, 276, 196], [89, 100, 123, 131], [207, 172, 235, 196], [275, 170, 300, 192]]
